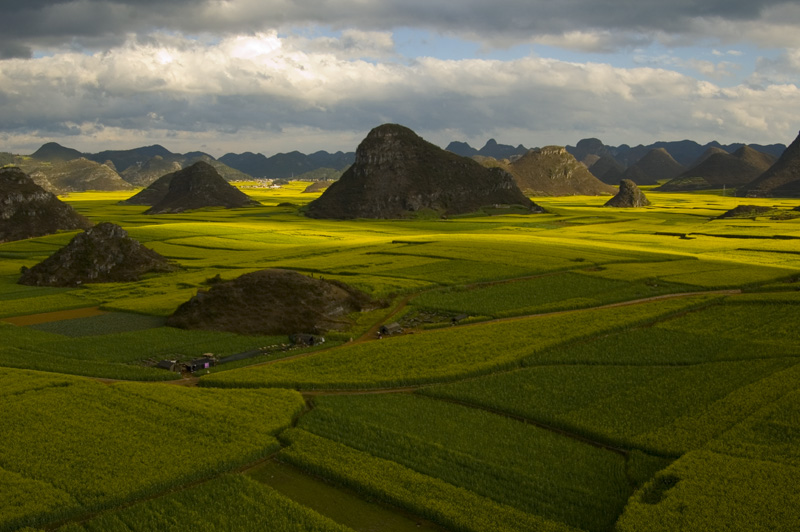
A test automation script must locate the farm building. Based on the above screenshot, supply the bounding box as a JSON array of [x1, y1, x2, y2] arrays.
[[379, 323, 403, 336], [156, 359, 180, 372], [184, 356, 217, 373], [290, 333, 325, 346]]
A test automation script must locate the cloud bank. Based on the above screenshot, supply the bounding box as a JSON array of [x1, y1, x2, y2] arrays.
[[1, 1, 799, 154]]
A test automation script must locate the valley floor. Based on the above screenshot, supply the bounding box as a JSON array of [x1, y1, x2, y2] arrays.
[[2, 185, 799, 532]]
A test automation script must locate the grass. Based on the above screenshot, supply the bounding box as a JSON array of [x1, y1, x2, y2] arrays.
[[0, 368, 305, 531], [278, 428, 579, 532], [421, 358, 800, 456], [201, 296, 717, 389], [1, 187, 799, 531], [297, 393, 631, 532], [58, 474, 354, 532]]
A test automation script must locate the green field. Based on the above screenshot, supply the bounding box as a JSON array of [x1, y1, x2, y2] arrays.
[[1, 187, 799, 531]]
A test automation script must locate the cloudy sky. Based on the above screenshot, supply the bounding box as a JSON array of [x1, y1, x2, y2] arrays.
[[1, 0, 800, 157]]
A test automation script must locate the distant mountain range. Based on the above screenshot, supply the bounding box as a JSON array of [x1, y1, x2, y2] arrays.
[[565, 138, 786, 168], [1, 133, 794, 196], [0, 142, 356, 193]]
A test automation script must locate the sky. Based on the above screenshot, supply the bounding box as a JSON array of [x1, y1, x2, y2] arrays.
[[1, 0, 800, 157]]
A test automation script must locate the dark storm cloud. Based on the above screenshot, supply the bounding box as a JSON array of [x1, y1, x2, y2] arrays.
[[2, 0, 798, 57]]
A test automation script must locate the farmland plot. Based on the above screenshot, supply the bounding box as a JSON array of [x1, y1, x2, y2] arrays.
[[295, 393, 631, 532], [0, 368, 304, 531], [202, 295, 716, 389]]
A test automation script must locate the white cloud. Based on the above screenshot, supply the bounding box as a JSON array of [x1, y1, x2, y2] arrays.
[[1, 32, 799, 155]]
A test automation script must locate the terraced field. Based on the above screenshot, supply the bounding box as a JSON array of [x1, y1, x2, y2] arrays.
[[1, 187, 799, 531]]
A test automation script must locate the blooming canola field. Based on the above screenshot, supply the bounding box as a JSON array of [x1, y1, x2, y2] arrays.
[[1, 183, 800, 531]]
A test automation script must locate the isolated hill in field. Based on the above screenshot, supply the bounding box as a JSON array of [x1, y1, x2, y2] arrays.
[[18, 222, 176, 286], [604, 179, 651, 207], [621, 148, 685, 185], [306, 124, 541, 219], [445, 139, 528, 159], [716, 205, 777, 219], [117, 152, 249, 186], [183, 155, 252, 182], [0, 167, 92, 242], [167, 268, 377, 336], [119, 173, 174, 206], [133, 162, 259, 214], [501, 146, 616, 196], [738, 132, 800, 197], [219, 150, 354, 179], [588, 155, 626, 184], [658, 146, 777, 192]]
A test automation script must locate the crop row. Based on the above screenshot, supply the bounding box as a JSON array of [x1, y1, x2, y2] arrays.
[[0, 369, 305, 531], [583, 258, 796, 288], [202, 295, 720, 389], [0, 322, 293, 380], [422, 358, 799, 456], [58, 474, 353, 532], [617, 450, 800, 531], [297, 393, 630, 532], [278, 428, 580, 532], [410, 272, 694, 318]]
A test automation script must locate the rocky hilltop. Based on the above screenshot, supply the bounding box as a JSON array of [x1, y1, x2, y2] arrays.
[[167, 269, 378, 336], [604, 179, 651, 207], [305, 124, 541, 219], [121, 162, 259, 214], [501, 146, 616, 196], [0, 167, 92, 243], [738, 132, 800, 197], [18, 222, 177, 286]]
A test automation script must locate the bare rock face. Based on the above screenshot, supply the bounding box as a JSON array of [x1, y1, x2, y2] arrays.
[[504, 146, 617, 196], [0, 167, 92, 243], [18, 222, 177, 286], [604, 179, 651, 207], [738, 131, 800, 197], [167, 269, 379, 336], [305, 124, 541, 219]]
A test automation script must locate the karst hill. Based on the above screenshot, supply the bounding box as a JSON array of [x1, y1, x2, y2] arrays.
[[659, 146, 776, 192], [121, 161, 260, 214], [738, 131, 800, 197], [499, 146, 616, 196], [18, 222, 177, 286], [0, 167, 92, 243], [167, 269, 379, 336], [305, 124, 542, 219], [604, 179, 651, 208]]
